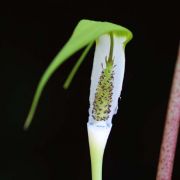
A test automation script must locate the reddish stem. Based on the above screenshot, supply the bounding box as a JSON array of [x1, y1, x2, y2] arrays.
[[156, 46, 180, 180]]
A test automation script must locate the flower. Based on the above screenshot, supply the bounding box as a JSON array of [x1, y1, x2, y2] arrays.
[[23, 19, 132, 180]]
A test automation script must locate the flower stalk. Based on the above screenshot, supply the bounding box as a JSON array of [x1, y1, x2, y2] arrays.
[[88, 124, 112, 180]]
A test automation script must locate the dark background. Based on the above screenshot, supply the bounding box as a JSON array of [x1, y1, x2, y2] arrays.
[[0, 1, 179, 180]]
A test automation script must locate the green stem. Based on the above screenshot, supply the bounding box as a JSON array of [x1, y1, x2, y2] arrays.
[[90, 143, 104, 180], [108, 32, 114, 62]]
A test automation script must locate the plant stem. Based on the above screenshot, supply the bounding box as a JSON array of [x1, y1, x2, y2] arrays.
[[156, 45, 180, 180]]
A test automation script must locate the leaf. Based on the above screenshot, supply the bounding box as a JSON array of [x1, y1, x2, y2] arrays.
[[63, 42, 94, 89], [24, 19, 133, 129]]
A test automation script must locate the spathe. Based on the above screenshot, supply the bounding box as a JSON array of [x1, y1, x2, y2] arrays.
[[24, 19, 132, 130]]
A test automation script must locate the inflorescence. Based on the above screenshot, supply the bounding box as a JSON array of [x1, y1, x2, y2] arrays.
[[92, 33, 115, 121]]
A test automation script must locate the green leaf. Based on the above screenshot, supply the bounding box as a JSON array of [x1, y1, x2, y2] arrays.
[[63, 41, 94, 89], [24, 19, 133, 129]]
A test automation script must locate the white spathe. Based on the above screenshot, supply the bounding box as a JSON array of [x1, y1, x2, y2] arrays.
[[88, 33, 126, 127]]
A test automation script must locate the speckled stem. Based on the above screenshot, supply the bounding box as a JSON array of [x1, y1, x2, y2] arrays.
[[156, 46, 180, 180]]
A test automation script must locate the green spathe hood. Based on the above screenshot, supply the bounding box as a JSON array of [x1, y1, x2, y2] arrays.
[[63, 19, 133, 53]]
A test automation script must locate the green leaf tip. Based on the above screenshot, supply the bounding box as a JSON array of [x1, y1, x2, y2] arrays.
[[63, 41, 94, 89], [24, 19, 133, 129]]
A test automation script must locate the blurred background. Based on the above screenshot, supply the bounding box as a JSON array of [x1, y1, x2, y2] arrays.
[[0, 1, 179, 180]]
